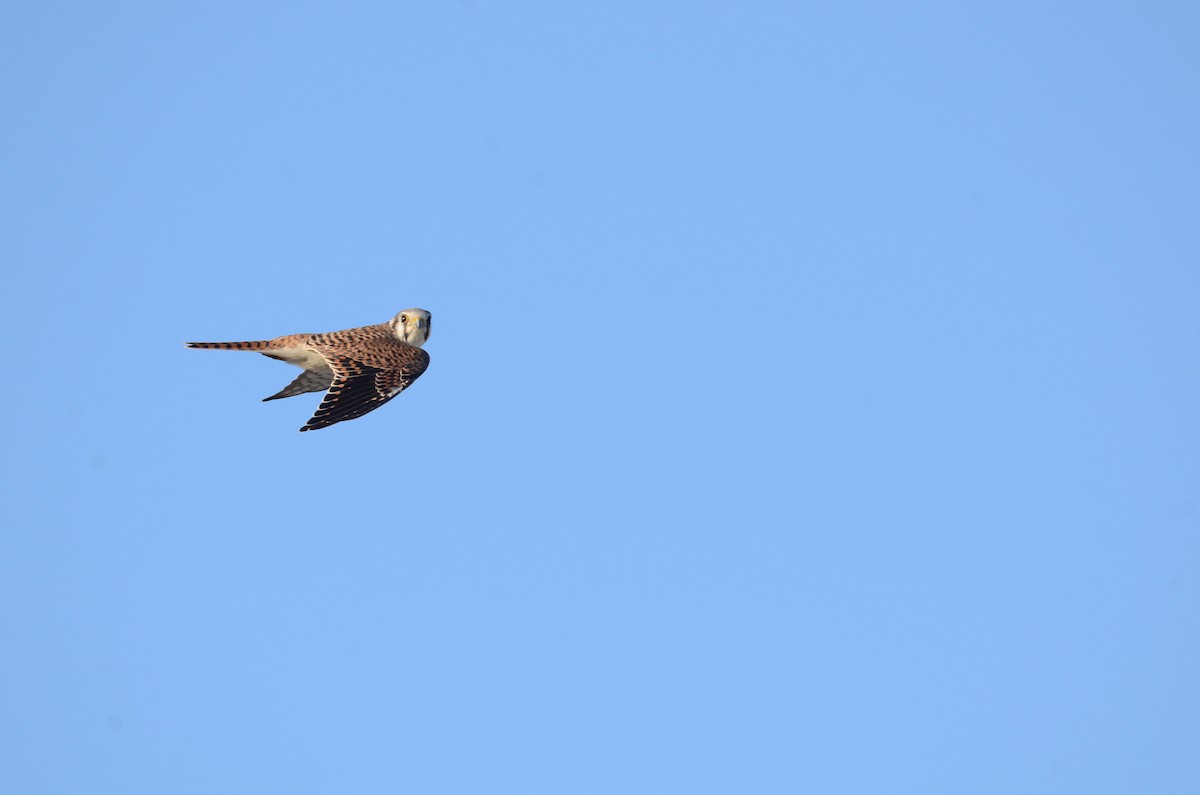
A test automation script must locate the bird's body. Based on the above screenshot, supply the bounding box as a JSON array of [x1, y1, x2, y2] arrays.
[[186, 309, 431, 432]]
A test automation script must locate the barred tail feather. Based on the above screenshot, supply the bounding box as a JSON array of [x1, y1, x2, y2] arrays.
[[185, 340, 274, 350]]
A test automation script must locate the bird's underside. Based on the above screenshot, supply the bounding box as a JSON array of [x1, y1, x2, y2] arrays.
[[186, 314, 431, 432]]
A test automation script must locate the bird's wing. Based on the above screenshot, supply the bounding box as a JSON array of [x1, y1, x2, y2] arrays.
[[299, 343, 430, 432], [262, 369, 334, 402]]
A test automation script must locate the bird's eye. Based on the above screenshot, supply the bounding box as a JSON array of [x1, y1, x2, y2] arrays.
[[400, 315, 407, 323]]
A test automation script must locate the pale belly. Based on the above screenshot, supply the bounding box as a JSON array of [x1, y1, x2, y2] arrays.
[[265, 346, 333, 373]]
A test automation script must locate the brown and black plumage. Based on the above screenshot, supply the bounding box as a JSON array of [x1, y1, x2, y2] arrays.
[[186, 309, 431, 432]]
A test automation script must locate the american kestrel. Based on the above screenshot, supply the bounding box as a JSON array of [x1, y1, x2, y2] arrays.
[[186, 309, 432, 432]]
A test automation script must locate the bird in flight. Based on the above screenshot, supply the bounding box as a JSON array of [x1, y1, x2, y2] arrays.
[[186, 309, 432, 431]]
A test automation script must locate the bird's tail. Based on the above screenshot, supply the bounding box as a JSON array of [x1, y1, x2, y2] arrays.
[[184, 340, 275, 351]]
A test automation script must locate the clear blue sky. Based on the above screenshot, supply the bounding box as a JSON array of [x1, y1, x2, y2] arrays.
[[2, 2, 1198, 792]]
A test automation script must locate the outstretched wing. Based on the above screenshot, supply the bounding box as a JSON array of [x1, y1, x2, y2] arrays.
[[263, 369, 334, 402], [299, 343, 430, 432]]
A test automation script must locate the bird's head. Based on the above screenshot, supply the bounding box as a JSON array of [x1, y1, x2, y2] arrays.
[[390, 308, 432, 347]]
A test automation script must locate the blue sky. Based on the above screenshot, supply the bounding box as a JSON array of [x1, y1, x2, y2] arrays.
[[2, 2, 1198, 792]]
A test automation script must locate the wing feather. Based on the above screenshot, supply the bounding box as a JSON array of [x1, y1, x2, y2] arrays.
[[298, 343, 429, 432], [262, 370, 334, 402]]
